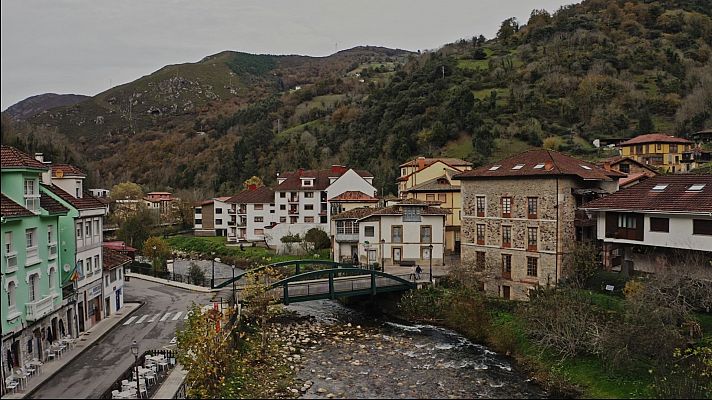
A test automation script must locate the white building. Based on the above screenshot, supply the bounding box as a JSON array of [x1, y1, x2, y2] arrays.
[[193, 197, 232, 237], [226, 186, 275, 243], [331, 199, 448, 267], [89, 188, 110, 199], [101, 247, 129, 317], [582, 175, 712, 278]]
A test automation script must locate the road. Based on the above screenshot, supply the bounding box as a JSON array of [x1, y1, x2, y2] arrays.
[[29, 279, 213, 399]]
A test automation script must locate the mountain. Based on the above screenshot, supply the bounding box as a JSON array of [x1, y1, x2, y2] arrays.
[[4, 93, 90, 120], [2, 0, 711, 195]]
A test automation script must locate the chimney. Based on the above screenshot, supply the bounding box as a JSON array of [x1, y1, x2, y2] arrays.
[[544, 160, 554, 171], [35, 153, 53, 185], [34, 153, 44, 163], [248, 184, 257, 191], [298, 168, 304, 176], [330, 164, 347, 175], [417, 156, 426, 170], [603, 161, 611, 171]]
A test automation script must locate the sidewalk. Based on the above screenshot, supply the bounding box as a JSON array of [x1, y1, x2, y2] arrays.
[[151, 364, 187, 399], [5, 302, 143, 399], [126, 273, 216, 293]]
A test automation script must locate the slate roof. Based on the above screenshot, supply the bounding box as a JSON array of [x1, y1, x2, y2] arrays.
[[42, 184, 105, 210], [51, 164, 86, 177], [40, 194, 69, 214], [399, 157, 473, 168], [454, 149, 623, 181], [276, 168, 373, 191], [582, 175, 712, 213], [1, 146, 47, 170], [619, 133, 693, 146], [102, 247, 132, 271], [328, 191, 378, 202], [1, 194, 34, 218], [405, 176, 459, 192], [227, 186, 275, 204]]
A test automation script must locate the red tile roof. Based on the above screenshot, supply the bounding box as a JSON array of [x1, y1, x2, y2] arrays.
[[328, 191, 378, 202], [1, 194, 34, 218], [404, 176, 458, 192], [103, 241, 138, 253], [619, 133, 693, 146], [1, 146, 47, 170], [399, 157, 473, 168], [51, 164, 86, 178], [582, 175, 712, 213], [599, 156, 659, 174], [42, 184, 105, 211], [102, 247, 132, 270], [40, 194, 69, 214], [333, 205, 448, 220], [276, 168, 373, 191], [454, 149, 623, 181], [227, 186, 275, 204]]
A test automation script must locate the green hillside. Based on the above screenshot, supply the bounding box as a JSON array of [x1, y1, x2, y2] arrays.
[[2, 0, 710, 195]]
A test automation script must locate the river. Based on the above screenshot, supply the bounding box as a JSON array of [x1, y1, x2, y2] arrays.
[[280, 300, 547, 399]]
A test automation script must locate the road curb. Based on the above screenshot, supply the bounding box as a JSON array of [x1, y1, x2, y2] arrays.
[[22, 302, 146, 399], [126, 273, 217, 293]]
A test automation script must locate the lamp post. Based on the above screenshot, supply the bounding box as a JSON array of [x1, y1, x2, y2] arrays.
[[151, 245, 157, 277], [130, 340, 140, 399], [231, 265, 236, 307], [380, 239, 385, 272], [428, 244, 433, 284], [363, 241, 370, 269], [211, 252, 215, 288]]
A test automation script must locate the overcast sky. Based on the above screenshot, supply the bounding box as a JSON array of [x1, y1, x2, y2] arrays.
[[1, 0, 573, 109]]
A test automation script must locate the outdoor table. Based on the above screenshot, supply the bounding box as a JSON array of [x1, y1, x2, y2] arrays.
[[29, 360, 43, 374], [12, 373, 28, 390]]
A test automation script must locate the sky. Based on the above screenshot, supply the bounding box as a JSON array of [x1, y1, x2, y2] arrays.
[[1, 0, 573, 110]]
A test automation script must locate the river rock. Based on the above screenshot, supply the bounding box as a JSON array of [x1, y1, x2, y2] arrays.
[[317, 388, 327, 393]]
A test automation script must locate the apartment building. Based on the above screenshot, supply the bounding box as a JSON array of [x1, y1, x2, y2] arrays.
[[618, 133, 694, 173], [1, 147, 71, 377], [582, 175, 712, 278], [331, 199, 447, 267], [101, 246, 130, 318], [193, 197, 232, 237], [226, 186, 275, 243], [397, 157, 473, 196], [454, 149, 621, 300]]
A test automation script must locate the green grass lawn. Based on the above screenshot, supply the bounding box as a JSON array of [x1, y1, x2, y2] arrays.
[[441, 134, 473, 159], [457, 59, 489, 71], [491, 137, 533, 162]]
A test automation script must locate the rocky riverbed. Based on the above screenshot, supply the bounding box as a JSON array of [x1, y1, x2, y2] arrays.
[[271, 300, 547, 399]]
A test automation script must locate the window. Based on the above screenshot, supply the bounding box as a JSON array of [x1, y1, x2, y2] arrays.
[[488, 165, 501, 171], [29, 274, 39, 302], [77, 260, 84, 276], [119, 269, 122, 280], [254, 229, 264, 235], [476, 196, 486, 217], [364, 226, 375, 237], [110, 269, 117, 282], [512, 164, 525, 170], [438, 193, 446, 203], [420, 226, 432, 243], [49, 268, 56, 290], [392, 226, 403, 243], [280, 192, 286, 198], [619, 163, 630, 173], [195, 219, 202, 225], [279, 216, 286, 223], [502, 225, 512, 248], [86, 257, 92, 274], [656, 143, 662, 151], [4, 232, 13, 254], [650, 217, 669, 233], [216, 219, 223, 225], [254, 204, 264, 210], [280, 204, 286, 210], [426, 194, 435, 202], [502, 254, 512, 278], [687, 184, 706, 192], [421, 246, 432, 260], [635, 145, 644, 154], [527, 227, 538, 250], [94, 255, 100, 271], [195, 207, 202, 214], [75, 180, 82, 198], [533, 163, 545, 169], [94, 220, 100, 235], [403, 206, 421, 222], [304, 192, 314, 198], [670, 144, 678, 153], [652, 184, 669, 191], [85, 222, 91, 238], [304, 204, 314, 211], [304, 216, 315, 223], [527, 197, 538, 219], [526, 257, 538, 277], [24, 179, 39, 212], [476, 224, 485, 245], [501, 197, 512, 218], [693, 219, 712, 235], [25, 228, 36, 249], [580, 164, 592, 170], [254, 216, 264, 223], [8, 281, 17, 309], [215, 208, 223, 214], [618, 214, 637, 229], [105, 275, 110, 287], [476, 251, 486, 269], [46, 225, 53, 243], [302, 179, 313, 187]]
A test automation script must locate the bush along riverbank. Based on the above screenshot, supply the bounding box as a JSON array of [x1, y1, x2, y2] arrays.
[[396, 275, 712, 399]]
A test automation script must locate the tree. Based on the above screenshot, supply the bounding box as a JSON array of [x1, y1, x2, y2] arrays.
[[241, 268, 281, 356], [562, 242, 600, 289], [304, 228, 330, 251], [497, 17, 519, 43], [471, 125, 496, 161], [116, 206, 155, 250], [143, 236, 171, 276], [110, 182, 144, 201], [242, 176, 264, 190], [188, 262, 206, 286]]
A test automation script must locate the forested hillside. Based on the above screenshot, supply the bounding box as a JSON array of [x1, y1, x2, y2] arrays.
[[2, 0, 710, 195]]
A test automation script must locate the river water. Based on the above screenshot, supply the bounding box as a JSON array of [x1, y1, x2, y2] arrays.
[[283, 300, 547, 399]]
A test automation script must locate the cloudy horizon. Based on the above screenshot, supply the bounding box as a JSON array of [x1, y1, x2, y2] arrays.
[[1, 0, 573, 110]]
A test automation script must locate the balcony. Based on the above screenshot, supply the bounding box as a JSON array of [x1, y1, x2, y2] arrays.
[[62, 284, 77, 305], [574, 210, 596, 227], [288, 197, 299, 203], [48, 243, 58, 259], [228, 220, 236, 226], [288, 208, 299, 215], [228, 209, 236, 215], [237, 207, 247, 214], [26, 295, 55, 321], [335, 233, 359, 242], [5, 253, 18, 273]]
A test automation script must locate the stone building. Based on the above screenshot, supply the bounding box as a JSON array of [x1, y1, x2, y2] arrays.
[[454, 149, 621, 300]]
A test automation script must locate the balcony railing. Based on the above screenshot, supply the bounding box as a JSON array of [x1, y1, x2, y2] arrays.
[[288, 209, 299, 215], [288, 196, 299, 203], [228, 220, 236, 226], [26, 295, 55, 321], [335, 233, 359, 242], [228, 209, 236, 215], [237, 207, 247, 214]]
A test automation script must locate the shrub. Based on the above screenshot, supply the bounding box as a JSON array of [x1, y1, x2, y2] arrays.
[[188, 262, 206, 286], [304, 228, 330, 250]]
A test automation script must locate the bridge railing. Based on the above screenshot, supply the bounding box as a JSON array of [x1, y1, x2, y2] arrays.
[[213, 259, 356, 289]]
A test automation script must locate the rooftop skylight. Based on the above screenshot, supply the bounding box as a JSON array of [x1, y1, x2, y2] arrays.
[[488, 165, 501, 171], [687, 184, 706, 192], [512, 164, 525, 170], [533, 163, 545, 169], [580, 164, 592, 170], [652, 184, 669, 191]]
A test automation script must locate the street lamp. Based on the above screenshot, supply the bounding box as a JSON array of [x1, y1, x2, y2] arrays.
[[380, 239, 385, 272], [211, 252, 215, 288], [363, 241, 370, 269], [428, 244, 434, 284], [152, 245, 157, 277], [130, 340, 140, 399], [231, 265, 237, 307]]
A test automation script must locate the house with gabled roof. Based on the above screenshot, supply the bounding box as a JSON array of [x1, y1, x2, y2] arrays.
[[581, 175, 712, 278], [453, 149, 622, 301], [226, 186, 275, 243], [617, 133, 694, 173]]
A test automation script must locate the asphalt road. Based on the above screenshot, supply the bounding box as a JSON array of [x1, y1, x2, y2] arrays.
[[29, 279, 212, 399]]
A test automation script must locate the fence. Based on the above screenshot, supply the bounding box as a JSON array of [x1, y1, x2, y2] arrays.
[[128, 262, 214, 288], [100, 349, 178, 399]]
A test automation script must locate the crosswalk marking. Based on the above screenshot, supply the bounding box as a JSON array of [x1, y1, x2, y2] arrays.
[[148, 313, 161, 323], [123, 316, 137, 325], [136, 315, 148, 324], [172, 312, 183, 321], [184, 312, 190, 320]]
